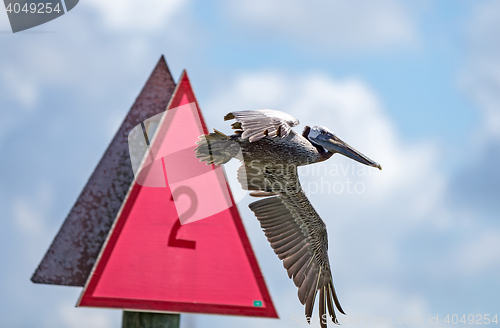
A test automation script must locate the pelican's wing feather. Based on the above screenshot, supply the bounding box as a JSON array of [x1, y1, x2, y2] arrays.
[[247, 166, 344, 327], [224, 109, 299, 142]]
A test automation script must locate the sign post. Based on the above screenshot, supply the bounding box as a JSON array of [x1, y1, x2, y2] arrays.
[[122, 312, 180, 328]]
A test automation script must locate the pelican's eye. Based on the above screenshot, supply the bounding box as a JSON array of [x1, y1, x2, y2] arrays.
[[321, 130, 327, 135]]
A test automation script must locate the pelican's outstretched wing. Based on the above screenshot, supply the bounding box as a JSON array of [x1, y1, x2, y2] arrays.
[[241, 164, 344, 327], [224, 109, 299, 142]]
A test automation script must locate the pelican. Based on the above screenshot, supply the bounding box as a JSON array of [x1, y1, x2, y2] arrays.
[[195, 109, 381, 327]]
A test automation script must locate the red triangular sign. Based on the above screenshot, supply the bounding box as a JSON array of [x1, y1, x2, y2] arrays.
[[78, 71, 278, 318]]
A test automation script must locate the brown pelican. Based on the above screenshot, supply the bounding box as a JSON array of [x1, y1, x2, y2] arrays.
[[195, 109, 381, 327]]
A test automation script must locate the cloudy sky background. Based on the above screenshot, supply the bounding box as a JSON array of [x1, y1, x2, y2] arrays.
[[1, 0, 500, 327]]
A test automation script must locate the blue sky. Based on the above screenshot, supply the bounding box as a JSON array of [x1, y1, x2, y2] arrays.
[[1, 0, 500, 327]]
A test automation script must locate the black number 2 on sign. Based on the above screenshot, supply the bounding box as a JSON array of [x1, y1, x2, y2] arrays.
[[168, 186, 197, 249], [3, 0, 79, 33]]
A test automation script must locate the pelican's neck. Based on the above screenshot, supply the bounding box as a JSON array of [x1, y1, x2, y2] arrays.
[[302, 126, 334, 161]]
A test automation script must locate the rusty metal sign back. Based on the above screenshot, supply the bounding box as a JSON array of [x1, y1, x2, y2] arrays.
[[31, 56, 176, 286]]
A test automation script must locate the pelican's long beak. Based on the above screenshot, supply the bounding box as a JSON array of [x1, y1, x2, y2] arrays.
[[316, 134, 382, 170]]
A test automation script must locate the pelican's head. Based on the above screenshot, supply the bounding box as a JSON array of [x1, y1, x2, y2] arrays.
[[306, 126, 382, 170]]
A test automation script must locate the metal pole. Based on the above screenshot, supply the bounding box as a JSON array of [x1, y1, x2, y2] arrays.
[[122, 311, 180, 328]]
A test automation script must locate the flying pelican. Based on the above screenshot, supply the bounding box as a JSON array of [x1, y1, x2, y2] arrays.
[[194, 109, 381, 327]]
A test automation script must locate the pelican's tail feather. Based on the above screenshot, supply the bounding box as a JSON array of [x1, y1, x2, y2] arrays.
[[195, 129, 238, 165]]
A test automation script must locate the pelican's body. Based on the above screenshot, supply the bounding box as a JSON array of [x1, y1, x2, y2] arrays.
[[230, 130, 326, 165], [195, 109, 381, 327]]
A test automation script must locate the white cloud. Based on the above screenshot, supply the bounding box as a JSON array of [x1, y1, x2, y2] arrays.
[[0, 0, 200, 152], [86, 0, 187, 31], [0, 5, 9, 30], [207, 71, 443, 213], [461, 61, 500, 140], [11, 181, 54, 238], [467, 0, 500, 56], [225, 0, 419, 52], [0, 65, 38, 110], [453, 1, 500, 220], [344, 286, 428, 327], [453, 230, 500, 276], [55, 304, 116, 328], [461, 0, 500, 140]]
